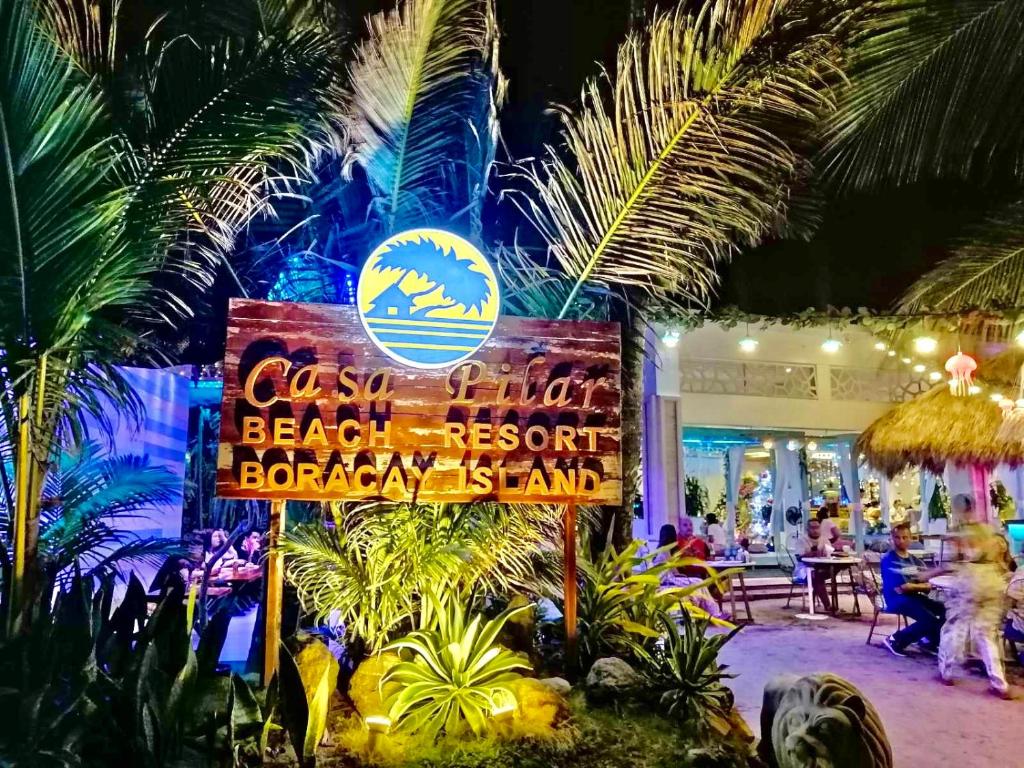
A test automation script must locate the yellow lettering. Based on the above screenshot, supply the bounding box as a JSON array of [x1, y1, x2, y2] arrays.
[[338, 419, 361, 449], [289, 364, 322, 400], [369, 419, 392, 447], [354, 465, 376, 493], [337, 365, 359, 402], [496, 363, 513, 404], [525, 425, 549, 451], [240, 461, 264, 489], [243, 356, 291, 408], [554, 425, 577, 451], [410, 465, 433, 489], [496, 423, 519, 451], [242, 416, 266, 444], [471, 466, 494, 494], [470, 422, 492, 449], [303, 418, 328, 447], [519, 356, 545, 405], [444, 423, 467, 449], [365, 368, 394, 401], [579, 468, 601, 495], [543, 374, 573, 407], [267, 463, 294, 491], [524, 469, 550, 496], [380, 465, 406, 498], [296, 463, 323, 492], [581, 377, 607, 409], [579, 426, 599, 451], [272, 418, 296, 446], [446, 360, 486, 403], [551, 469, 575, 495], [324, 463, 350, 493]]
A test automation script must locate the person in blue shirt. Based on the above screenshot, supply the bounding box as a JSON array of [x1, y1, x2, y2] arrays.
[[881, 522, 945, 657]]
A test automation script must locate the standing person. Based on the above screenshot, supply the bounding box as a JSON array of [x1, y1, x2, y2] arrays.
[[937, 495, 1012, 699], [793, 518, 834, 613], [880, 523, 945, 657], [704, 513, 726, 553]]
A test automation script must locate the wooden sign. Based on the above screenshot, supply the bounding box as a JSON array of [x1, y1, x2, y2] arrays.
[[216, 299, 622, 505]]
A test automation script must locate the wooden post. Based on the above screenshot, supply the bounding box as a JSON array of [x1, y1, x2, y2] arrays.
[[563, 501, 578, 675], [263, 500, 287, 686]]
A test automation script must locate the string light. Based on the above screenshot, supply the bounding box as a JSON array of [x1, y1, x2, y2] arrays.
[[928, 371, 942, 382], [913, 363, 926, 373], [874, 341, 887, 351], [913, 336, 938, 355]]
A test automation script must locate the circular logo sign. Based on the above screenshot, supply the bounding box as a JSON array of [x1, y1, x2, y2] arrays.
[[357, 229, 500, 369]]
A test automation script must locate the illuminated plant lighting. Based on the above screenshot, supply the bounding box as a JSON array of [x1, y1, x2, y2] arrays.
[[738, 336, 759, 353], [913, 336, 938, 355], [662, 329, 681, 348], [491, 704, 516, 723], [365, 715, 392, 754], [821, 338, 841, 354]]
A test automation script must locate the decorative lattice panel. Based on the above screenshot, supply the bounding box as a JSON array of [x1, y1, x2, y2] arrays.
[[830, 366, 930, 403], [680, 359, 818, 399]]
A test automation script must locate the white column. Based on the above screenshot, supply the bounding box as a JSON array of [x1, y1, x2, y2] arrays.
[[640, 394, 685, 541], [838, 443, 863, 553]]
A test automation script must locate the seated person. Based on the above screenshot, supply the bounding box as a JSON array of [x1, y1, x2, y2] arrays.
[[205, 528, 240, 575], [704, 513, 726, 554], [816, 507, 840, 545], [240, 530, 264, 564], [653, 524, 727, 619], [677, 516, 710, 565], [880, 523, 945, 657], [793, 518, 834, 612]]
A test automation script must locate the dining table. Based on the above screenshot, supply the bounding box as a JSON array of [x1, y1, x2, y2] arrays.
[[707, 559, 756, 623], [800, 556, 863, 619]]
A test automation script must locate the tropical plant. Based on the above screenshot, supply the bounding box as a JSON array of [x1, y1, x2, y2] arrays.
[[282, 500, 563, 652], [561, 537, 734, 669], [820, 0, 1024, 190], [685, 477, 710, 520], [273, 638, 336, 768], [633, 611, 740, 729], [0, 0, 339, 617], [0, 572, 263, 767], [382, 592, 531, 739]]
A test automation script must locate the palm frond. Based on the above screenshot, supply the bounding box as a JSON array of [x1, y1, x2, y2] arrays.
[[897, 197, 1024, 316], [342, 0, 504, 238], [510, 0, 861, 320], [820, 0, 1024, 189]]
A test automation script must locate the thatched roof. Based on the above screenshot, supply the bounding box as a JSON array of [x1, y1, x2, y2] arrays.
[[856, 350, 1024, 477]]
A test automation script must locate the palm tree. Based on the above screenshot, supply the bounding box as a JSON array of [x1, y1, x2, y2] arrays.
[[0, 0, 339, 620], [818, 0, 1024, 330]]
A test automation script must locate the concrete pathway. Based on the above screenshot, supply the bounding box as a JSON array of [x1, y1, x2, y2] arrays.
[[721, 596, 1024, 768]]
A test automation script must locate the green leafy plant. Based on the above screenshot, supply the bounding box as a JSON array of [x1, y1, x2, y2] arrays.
[[684, 478, 710, 520], [633, 612, 740, 728], [564, 538, 734, 669], [283, 500, 563, 651], [381, 593, 531, 739]]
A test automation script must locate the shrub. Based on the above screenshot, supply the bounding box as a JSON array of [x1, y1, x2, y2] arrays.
[[382, 594, 532, 739]]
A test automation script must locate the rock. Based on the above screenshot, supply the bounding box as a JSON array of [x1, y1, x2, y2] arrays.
[[507, 677, 569, 734], [347, 652, 401, 718], [538, 677, 572, 696], [584, 657, 642, 703]]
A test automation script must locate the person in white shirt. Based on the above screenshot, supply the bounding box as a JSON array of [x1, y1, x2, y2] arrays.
[[793, 518, 835, 612], [704, 513, 726, 554]]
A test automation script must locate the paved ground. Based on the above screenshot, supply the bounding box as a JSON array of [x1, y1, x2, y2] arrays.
[[720, 595, 1024, 768]]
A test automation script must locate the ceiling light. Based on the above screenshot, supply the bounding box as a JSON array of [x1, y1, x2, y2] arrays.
[[821, 338, 841, 354], [991, 392, 1005, 402], [806, 440, 819, 452], [661, 329, 681, 348], [887, 350, 896, 358], [738, 336, 759, 353], [928, 371, 942, 382], [873, 341, 887, 351], [901, 357, 912, 365], [913, 363, 926, 373], [913, 336, 938, 355]]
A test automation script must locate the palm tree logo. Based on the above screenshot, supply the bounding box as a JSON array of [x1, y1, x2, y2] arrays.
[[357, 229, 500, 369]]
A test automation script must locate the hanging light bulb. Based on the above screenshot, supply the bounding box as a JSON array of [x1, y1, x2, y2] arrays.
[[913, 336, 938, 355], [806, 440, 819, 452], [874, 341, 887, 351], [821, 337, 842, 354], [661, 329, 681, 348], [928, 371, 942, 382], [944, 348, 977, 397], [738, 323, 758, 353], [762, 438, 774, 450], [913, 363, 926, 373]]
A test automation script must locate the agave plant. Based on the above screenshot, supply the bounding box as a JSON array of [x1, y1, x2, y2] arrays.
[[282, 500, 563, 651], [382, 592, 531, 739], [633, 611, 740, 728]]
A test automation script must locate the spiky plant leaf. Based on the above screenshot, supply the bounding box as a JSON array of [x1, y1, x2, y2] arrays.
[[342, 0, 504, 238], [510, 0, 861, 320], [821, 0, 1024, 189]]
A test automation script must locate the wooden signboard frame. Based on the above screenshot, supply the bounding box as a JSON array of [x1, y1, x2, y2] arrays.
[[216, 298, 622, 680]]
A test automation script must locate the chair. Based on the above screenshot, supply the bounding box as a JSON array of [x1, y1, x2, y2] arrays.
[[1005, 621, 1024, 664], [780, 546, 806, 610], [862, 563, 906, 645]]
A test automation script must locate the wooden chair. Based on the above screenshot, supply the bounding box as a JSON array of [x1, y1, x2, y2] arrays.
[[862, 563, 906, 645]]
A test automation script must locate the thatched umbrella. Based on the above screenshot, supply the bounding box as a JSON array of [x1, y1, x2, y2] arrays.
[[857, 350, 1024, 477]]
